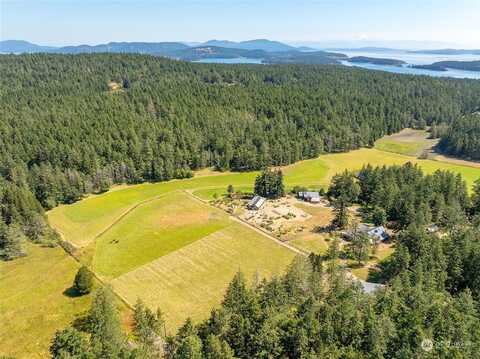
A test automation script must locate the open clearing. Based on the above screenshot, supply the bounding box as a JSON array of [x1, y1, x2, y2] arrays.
[[111, 223, 296, 331], [0, 244, 91, 359], [374, 128, 437, 157], [92, 192, 231, 279]]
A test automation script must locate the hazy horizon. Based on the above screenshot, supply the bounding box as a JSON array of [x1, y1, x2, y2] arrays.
[[1, 0, 479, 50]]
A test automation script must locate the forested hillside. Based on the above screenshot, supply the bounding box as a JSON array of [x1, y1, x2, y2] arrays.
[[1, 53, 480, 259], [438, 113, 480, 160]]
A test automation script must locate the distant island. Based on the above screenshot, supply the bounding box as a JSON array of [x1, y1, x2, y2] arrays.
[[409, 49, 480, 55], [348, 56, 406, 66], [412, 60, 480, 72]]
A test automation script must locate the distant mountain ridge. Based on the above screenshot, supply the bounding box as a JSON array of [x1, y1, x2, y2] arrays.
[[0, 40, 56, 53], [0, 39, 344, 64], [0, 39, 302, 55], [201, 39, 297, 52]]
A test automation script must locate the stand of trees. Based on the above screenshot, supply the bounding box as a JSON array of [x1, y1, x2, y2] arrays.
[[438, 113, 480, 160], [1, 53, 480, 260], [254, 168, 285, 199], [356, 163, 470, 229], [52, 253, 480, 358]]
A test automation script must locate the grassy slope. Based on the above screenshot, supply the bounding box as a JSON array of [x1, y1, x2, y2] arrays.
[[92, 192, 231, 279], [111, 223, 296, 331], [0, 244, 91, 359]]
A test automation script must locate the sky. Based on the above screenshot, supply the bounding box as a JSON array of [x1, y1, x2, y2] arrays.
[[1, 0, 479, 49]]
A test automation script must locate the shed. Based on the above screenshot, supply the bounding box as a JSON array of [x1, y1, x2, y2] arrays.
[[247, 195, 266, 210], [298, 191, 321, 203]]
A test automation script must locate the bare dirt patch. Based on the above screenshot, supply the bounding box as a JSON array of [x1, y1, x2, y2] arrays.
[[239, 196, 311, 236]]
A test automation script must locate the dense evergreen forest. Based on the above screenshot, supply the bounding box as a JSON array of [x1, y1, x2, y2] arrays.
[[51, 164, 480, 358], [438, 113, 480, 160], [1, 53, 480, 259]]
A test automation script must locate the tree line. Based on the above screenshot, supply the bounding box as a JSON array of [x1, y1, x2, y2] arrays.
[[438, 113, 480, 160]]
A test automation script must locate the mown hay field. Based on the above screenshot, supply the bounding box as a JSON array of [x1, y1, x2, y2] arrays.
[[2, 143, 477, 358], [92, 192, 232, 279], [111, 223, 297, 331], [49, 146, 480, 245]]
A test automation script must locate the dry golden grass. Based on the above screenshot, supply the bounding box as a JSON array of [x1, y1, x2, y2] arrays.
[[0, 244, 91, 359], [111, 223, 296, 332]]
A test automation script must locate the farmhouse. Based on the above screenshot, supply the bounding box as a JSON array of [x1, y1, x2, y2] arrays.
[[367, 226, 389, 242], [298, 191, 321, 203], [247, 195, 266, 210], [344, 224, 389, 242]]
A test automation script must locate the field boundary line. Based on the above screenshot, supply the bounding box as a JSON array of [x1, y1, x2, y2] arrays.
[[184, 190, 384, 292], [91, 190, 181, 242], [184, 190, 308, 257]]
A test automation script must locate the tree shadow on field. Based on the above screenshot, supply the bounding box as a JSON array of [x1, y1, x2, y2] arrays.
[[63, 286, 81, 298]]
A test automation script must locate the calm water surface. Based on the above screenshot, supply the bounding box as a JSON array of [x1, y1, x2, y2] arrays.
[[193, 52, 480, 79]]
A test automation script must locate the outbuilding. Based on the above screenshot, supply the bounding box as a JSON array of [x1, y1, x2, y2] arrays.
[[298, 191, 321, 203], [247, 195, 266, 210]]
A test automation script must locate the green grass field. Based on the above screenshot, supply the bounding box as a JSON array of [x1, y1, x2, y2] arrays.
[[92, 192, 231, 279], [0, 244, 91, 359], [374, 128, 437, 157], [111, 223, 296, 331]]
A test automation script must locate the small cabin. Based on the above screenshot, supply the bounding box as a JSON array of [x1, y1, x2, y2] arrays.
[[247, 195, 266, 210], [298, 191, 321, 203]]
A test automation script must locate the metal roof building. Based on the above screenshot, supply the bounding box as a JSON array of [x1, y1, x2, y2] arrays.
[[247, 195, 266, 210]]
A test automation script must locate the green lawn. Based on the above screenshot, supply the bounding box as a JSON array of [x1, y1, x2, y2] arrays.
[[111, 223, 296, 332], [0, 244, 91, 359], [92, 192, 232, 279]]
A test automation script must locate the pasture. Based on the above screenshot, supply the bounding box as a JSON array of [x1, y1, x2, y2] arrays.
[[111, 223, 296, 331], [48, 148, 480, 242], [92, 192, 231, 279], [0, 244, 91, 359]]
